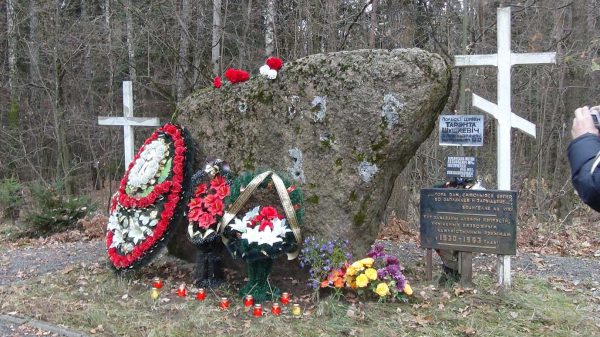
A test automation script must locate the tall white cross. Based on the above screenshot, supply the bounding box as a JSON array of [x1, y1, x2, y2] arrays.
[[454, 7, 556, 287], [98, 81, 161, 167]]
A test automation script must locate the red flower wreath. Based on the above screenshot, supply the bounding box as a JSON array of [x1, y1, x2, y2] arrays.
[[106, 123, 187, 270], [187, 175, 230, 230]]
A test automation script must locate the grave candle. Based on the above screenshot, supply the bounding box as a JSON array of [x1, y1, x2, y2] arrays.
[[253, 304, 263, 317], [280, 292, 290, 305], [177, 284, 187, 297], [271, 303, 281, 316], [196, 288, 206, 301], [219, 297, 230, 310], [244, 295, 254, 307], [152, 277, 163, 289], [150, 288, 160, 300], [292, 303, 301, 317]]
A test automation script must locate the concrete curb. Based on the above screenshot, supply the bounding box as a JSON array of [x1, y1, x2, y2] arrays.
[[0, 314, 90, 337]]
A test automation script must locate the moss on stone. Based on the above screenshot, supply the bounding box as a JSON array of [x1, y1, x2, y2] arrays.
[[306, 195, 320, 204], [349, 190, 357, 202], [335, 158, 343, 167]]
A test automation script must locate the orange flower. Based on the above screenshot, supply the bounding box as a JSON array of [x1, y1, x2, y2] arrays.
[[333, 277, 344, 288], [320, 280, 329, 288]]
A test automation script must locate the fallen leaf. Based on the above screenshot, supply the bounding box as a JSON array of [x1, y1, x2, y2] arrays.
[[413, 315, 433, 326]]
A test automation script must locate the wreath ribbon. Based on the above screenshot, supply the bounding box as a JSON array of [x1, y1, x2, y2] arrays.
[[220, 171, 302, 260]]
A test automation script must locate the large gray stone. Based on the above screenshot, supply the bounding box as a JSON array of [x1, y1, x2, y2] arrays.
[[176, 48, 450, 257]]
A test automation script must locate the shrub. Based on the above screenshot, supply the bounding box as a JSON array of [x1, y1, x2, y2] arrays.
[[26, 181, 95, 235], [0, 177, 24, 220]]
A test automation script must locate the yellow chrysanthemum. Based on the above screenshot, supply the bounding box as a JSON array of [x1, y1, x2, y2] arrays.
[[346, 266, 358, 276], [355, 274, 369, 288], [403, 283, 413, 296], [351, 261, 365, 270], [360, 258, 374, 268], [364, 268, 378, 280], [375, 282, 390, 297]]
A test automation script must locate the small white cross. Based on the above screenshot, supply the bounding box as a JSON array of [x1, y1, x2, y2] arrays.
[[98, 81, 161, 167], [454, 7, 556, 287]]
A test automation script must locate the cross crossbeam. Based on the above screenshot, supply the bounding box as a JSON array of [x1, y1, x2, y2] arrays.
[[98, 81, 161, 167]]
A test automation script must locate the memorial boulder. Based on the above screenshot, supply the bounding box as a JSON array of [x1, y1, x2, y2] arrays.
[[173, 48, 450, 259]]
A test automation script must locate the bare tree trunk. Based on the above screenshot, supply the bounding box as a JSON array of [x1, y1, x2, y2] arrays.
[[457, 0, 469, 114], [28, 0, 40, 110], [176, 0, 191, 104], [6, 0, 18, 127], [211, 0, 222, 76], [105, 0, 115, 113], [239, 0, 253, 67], [265, 0, 275, 56], [369, 0, 378, 48], [124, 0, 136, 83], [586, 0, 597, 37], [52, 3, 74, 195], [192, 0, 206, 89]]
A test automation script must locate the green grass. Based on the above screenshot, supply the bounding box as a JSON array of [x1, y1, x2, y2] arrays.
[[0, 263, 598, 337]]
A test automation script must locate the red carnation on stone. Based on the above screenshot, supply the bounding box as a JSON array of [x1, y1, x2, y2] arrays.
[[210, 175, 227, 190], [213, 76, 222, 88], [224, 68, 250, 84], [266, 57, 283, 71]]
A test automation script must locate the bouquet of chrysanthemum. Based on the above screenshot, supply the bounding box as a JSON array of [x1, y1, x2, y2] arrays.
[[344, 243, 412, 301]]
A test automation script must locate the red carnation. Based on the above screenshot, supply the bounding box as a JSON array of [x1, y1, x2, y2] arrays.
[[259, 219, 274, 231], [210, 176, 227, 190], [266, 57, 283, 71], [260, 206, 279, 220], [203, 194, 216, 206], [188, 207, 205, 222], [198, 212, 217, 229], [195, 184, 208, 196], [213, 76, 222, 88], [224, 68, 250, 84], [209, 198, 224, 216], [188, 197, 203, 210], [215, 184, 230, 199]]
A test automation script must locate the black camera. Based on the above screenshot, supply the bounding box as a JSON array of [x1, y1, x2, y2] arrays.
[[592, 112, 600, 131]]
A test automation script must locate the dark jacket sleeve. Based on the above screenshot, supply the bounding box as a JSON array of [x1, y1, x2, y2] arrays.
[[568, 133, 600, 212]]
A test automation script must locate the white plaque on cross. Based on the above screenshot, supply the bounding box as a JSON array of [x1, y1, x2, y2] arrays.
[[454, 7, 556, 287], [98, 81, 161, 168]]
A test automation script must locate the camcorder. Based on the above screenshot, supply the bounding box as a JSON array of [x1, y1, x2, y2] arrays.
[[592, 107, 600, 131]]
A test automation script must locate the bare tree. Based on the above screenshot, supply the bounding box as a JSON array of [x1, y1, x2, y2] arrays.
[[265, 0, 275, 56], [176, 0, 192, 103], [211, 0, 222, 76], [6, 0, 18, 127]]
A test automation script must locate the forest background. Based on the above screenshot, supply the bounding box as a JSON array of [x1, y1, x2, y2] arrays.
[[1, 0, 599, 242]]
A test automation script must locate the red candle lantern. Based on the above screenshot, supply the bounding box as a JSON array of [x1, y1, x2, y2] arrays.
[[280, 292, 290, 305], [253, 304, 263, 317], [177, 284, 187, 297], [219, 297, 230, 310], [244, 295, 254, 307], [271, 303, 281, 316], [152, 277, 163, 289], [196, 288, 206, 301]]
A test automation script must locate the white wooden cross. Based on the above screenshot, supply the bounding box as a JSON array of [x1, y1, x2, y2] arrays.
[[98, 81, 161, 167], [454, 7, 556, 287]]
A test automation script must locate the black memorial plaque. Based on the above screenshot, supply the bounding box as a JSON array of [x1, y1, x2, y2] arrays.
[[420, 188, 517, 255]]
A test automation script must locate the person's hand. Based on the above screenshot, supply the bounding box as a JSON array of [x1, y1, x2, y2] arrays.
[[571, 106, 599, 139]]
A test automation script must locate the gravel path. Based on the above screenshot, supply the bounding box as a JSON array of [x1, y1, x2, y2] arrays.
[[0, 240, 106, 287], [382, 241, 600, 286]]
